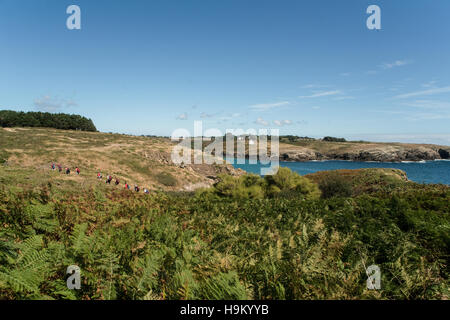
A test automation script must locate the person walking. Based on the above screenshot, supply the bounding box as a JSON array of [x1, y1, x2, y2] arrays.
[[76, 167, 80, 175]]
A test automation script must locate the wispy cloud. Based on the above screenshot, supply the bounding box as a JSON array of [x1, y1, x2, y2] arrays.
[[373, 107, 450, 122], [402, 100, 450, 109], [346, 134, 450, 145], [340, 73, 351, 77], [200, 112, 214, 118], [34, 95, 77, 112], [394, 86, 450, 99], [249, 101, 290, 111], [299, 90, 341, 98], [333, 96, 355, 101], [381, 59, 412, 69], [300, 84, 329, 89], [254, 117, 269, 126], [406, 112, 450, 121], [273, 119, 293, 127], [176, 112, 188, 120], [421, 80, 438, 88]]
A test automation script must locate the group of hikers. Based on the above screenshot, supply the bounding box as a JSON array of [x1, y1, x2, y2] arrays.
[[51, 163, 80, 175], [98, 172, 149, 194], [51, 163, 149, 194]]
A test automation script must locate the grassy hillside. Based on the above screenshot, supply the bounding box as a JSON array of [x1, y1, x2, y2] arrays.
[[0, 127, 241, 192]]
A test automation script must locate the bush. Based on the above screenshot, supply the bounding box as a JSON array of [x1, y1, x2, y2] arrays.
[[322, 136, 346, 142], [212, 174, 265, 199], [211, 168, 321, 200], [318, 172, 353, 199], [265, 167, 321, 200]]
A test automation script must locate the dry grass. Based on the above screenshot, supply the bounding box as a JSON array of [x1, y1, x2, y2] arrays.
[[0, 127, 240, 191]]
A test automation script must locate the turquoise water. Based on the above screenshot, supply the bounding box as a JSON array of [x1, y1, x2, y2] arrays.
[[230, 159, 450, 185]]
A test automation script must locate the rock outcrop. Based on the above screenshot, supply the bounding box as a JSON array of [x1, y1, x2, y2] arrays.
[[224, 141, 450, 162]]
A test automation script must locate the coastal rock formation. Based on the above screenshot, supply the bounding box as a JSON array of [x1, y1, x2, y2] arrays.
[[438, 148, 450, 159], [279, 144, 450, 162], [281, 147, 318, 161]]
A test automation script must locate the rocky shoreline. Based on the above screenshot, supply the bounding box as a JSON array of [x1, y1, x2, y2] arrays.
[[224, 144, 450, 163], [281, 148, 450, 162]]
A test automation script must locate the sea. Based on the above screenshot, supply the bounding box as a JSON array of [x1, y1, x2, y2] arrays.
[[230, 159, 450, 185]]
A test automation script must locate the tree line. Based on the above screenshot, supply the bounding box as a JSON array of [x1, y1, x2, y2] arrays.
[[0, 110, 97, 132]]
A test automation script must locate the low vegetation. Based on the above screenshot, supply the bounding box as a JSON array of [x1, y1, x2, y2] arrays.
[[201, 167, 321, 200], [0, 164, 448, 300]]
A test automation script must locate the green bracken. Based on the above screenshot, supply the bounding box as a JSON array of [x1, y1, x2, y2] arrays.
[[0, 164, 448, 300]]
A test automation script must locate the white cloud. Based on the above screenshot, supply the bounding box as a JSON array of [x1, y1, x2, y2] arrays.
[[421, 80, 437, 88], [176, 112, 188, 120], [333, 96, 355, 101], [249, 101, 290, 111], [300, 84, 329, 89], [402, 100, 450, 109], [340, 73, 350, 77], [200, 112, 214, 118], [406, 112, 450, 121], [346, 134, 450, 145], [394, 86, 450, 99], [299, 90, 341, 98], [381, 59, 412, 69], [34, 95, 77, 112], [273, 119, 293, 127], [254, 117, 269, 126]]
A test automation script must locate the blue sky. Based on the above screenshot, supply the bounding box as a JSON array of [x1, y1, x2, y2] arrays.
[[1, 0, 450, 145]]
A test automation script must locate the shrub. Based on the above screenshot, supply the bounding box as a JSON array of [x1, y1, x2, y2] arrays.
[[265, 167, 321, 200], [211, 168, 321, 200], [213, 174, 265, 199], [318, 172, 353, 199], [322, 136, 346, 142]]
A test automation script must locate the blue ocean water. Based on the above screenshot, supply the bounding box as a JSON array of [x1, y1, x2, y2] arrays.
[[230, 159, 450, 185]]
